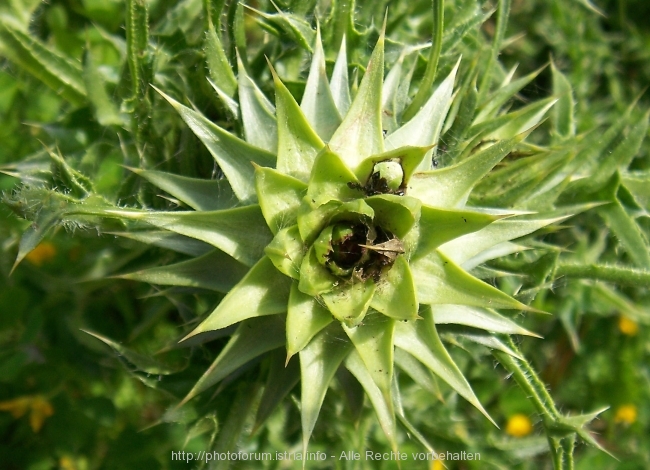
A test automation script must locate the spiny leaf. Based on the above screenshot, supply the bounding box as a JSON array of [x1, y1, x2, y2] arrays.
[[82, 330, 182, 375], [181, 316, 285, 405], [265, 225, 305, 280], [129, 168, 238, 211], [394, 306, 495, 425], [301, 27, 341, 140], [345, 349, 398, 452], [205, 21, 237, 97], [474, 64, 546, 124], [247, 4, 315, 51], [286, 282, 333, 359], [371, 256, 418, 320], [411, 250, 537, 311], [115, 249, 248, 292], [386, 58, 459, 171], [271, 65, 325, 182], [102, 205, 272, 267], [183, 256, 291, 337], [364, 194, 421, 238], [322, 278, 376, 327], [599, 202, 650, 269], [550, 60, 575, 141], [300, 324, 352, 457], [237, 52, 278, 153], [343, 312, 395, 402], [254, 351, 300, 431], [107, 231, 212, 257], [434, 304, 539, 336], [83, 48, 122, 126], [155, 88, 275, 203], [408, 132, 528, 207], [330, 35, 351, 116], [0, 17, 86, 106], [329, 33, 384, 169], [439, 215, 568, 268], [413, 205, 506, 259], [307, 148, 361, 207], [255, 167, 306, 234]]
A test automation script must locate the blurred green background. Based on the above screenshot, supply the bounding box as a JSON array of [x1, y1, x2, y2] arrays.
[[1, 0, 649, 469]]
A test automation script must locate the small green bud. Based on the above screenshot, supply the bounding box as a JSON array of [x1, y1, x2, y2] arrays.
[[373, 161, 404, 191]]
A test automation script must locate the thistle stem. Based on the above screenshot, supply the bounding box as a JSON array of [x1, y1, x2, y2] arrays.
[[494, 337, 576, 470], [402, 0, 444, 121], [556, 263, 650, 286]]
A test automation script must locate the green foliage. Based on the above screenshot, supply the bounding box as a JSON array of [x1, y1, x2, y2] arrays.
[[1, 0, 649, 469]]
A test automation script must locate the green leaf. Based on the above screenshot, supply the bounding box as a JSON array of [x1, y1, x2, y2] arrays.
[[247, 4, 315, 51], [329, 34, 384, 169], [0, 17, 86, 106], [550, 60, 575, 141], [394, 349, 442, 398], [322, 278, 376, 327], [254, 352, 300, 431], [155, 88, 275, 203], [205, 22, 237, 97], [129, 168, 238, 211], [102, 205, 272, 267], [272, 66, 325, 182], [382, 53, 405, 134], [115, 249, 248, 292], [355, 146, 432, 185], [107, 231, 212, 257], [413, 205, 505, 259], [479, 97, 556, 142], [330, 36, 351, 116], [300, 324, 352, 456], [371, 256, 418, 320], [434, 304, 539, 336], [255, 167, 307, 234], [307, 148, 361, 207], [286, 282, 333, 359], [474, 65, 545, 124], [184, 256, 291, 337], [622, 171, 650, 210], [386, 59, 459, 172], [297, 200, 341, 246], [411, 250, 536, 311], [401, 0, 444, 122], [458, 333, 524, 359], [83, 48, 122, 126], [237, 53, 278, 153], [408, 132, 528, 207], [298, 245, 338, 295], [265, 225, 305, 280], [11, 202, 62, 273], [394, 306, 495, 424], [343, 312, 395, 402], [439, 215, 567, 268], [344, 349, 398, 451], [301, 27, 341, 140], [82, 330, 182, 375], [364, 194, 421, 238], [212, 382, 259, 459], [181, 316, 285, 404], [599, 201, 650, 269]]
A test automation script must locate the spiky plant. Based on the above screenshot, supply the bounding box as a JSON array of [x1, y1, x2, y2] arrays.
[[6, 0, 646, 466]]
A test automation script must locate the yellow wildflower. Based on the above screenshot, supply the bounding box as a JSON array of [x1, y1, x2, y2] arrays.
[[25, 241, 57, 266], [59, 456, 77, 470], [430, 459, 444, 470], [618, 316, 639, 336], [615, 404, 637, 425], [0, 395, 54, 432], [506, 413, 533, 437]]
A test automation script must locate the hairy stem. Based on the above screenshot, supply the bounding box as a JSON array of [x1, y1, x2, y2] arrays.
[[556, 263, 650, 286]]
